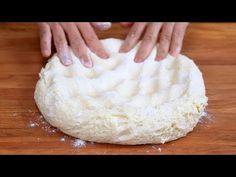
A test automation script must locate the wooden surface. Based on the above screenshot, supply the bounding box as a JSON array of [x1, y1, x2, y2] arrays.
[[0, 22, 236, 154]]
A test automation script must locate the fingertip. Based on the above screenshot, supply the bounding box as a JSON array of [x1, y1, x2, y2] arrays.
[[97, 50, 109, 59], [119, 48, 124, 53], [134, 59, 143, 63], [156, 51, 168, 61], [170, 47, 181, 57], [78, 54, 93, 68], [155, 55, 163, 61], [119, 45, 129, 53], [62, 58, 73, 66], [42, 49, 51, 57], [85, 62, 93, 68], [81, 58, 93, 68], [134, 55, 144, 63], [119, 47, 125, 53], [155, 56, 165, 62], [93, 22, 112, 31], [58, 53, 73, 66], [101, 52, 110, 59]]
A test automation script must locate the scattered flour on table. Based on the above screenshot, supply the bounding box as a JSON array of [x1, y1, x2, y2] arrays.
[[27, 109, 88, 148], [72, 139, 86, 148], [28, 121, 39, 128], [12, 113, 17, 117], [27, 109, 58, 134], [60, 137, 65, 142], [152, 146, 162, 152], [199, 111, 215, 125]]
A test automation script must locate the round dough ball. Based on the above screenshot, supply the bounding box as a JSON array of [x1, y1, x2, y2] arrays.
[[34, 38, 208, 145]]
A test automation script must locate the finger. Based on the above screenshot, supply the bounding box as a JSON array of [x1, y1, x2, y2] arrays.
[[48, 22, 72, 66], [134, 22, 163, 63], [61, 22, 92, 68], [169, 22, 189, 57], [38, 22, 51, 57], [120, 22, 134, 27], [119, 22, 147, 53], [156, 22, 175, 61], [76, 22, 109, 59], [91, 22, 112, 30]]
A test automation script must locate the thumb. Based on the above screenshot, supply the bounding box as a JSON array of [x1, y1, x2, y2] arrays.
[[91, 22, 112, 30]]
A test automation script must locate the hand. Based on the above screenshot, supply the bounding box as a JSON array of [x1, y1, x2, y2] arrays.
[[38, 22, 111, 68], [119, 22, 189, 62]]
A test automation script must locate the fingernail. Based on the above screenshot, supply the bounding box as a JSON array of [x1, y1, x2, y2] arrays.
[[155, 55, 163, 61], [59, 48, 73, 66], [119, 48, 124, 53], [134, 56, 143, 63], [81, 58, 93, 68], [97, 50, 109, 59], [171, 47, 181, 57], [60, 53, 73, 66], [101, 51, 109, 59], [63, 58, 73, 66], [43, 50, 51, 57], [156, 52, 167, 61], [119, 46, 127, 53]]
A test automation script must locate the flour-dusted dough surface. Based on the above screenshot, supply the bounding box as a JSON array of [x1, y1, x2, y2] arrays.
[[34, 38, 208, 145]]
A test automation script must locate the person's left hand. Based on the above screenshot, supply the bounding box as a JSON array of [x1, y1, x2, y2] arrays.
[[119, 22, 189, 62]]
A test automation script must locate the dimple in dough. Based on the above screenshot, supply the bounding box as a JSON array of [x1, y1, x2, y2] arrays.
[[34, 38, 208, 145]]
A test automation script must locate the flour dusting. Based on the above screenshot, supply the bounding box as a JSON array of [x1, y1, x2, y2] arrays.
[[26, 109, 89, 149], [28, 121, 39, 128], [199, 111, 214, 124], [73, 139, 86, 148], [60, 137, 65, 142], [12, 113, 17, 117], [151, 146, 162, 152]]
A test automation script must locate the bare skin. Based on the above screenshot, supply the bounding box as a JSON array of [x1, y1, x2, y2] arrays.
[[38, 22, 111, 68], [119, 22, 189, 62], [38, 22, 188, 67]]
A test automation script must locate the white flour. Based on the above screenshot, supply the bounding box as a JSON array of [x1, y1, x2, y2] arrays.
[[27, 109, 87, 148], [73, 139, 86, 148]]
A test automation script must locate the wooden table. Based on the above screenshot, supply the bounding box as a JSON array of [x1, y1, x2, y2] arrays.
[[0, 22, 236, 154]]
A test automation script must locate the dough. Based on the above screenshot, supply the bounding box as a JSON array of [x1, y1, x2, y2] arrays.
[[34, 38, 208, 145]]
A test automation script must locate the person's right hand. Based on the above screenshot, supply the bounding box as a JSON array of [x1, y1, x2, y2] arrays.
[[38, 22, 111, 68]]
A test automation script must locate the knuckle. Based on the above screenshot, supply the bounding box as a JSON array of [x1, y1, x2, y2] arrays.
[[41, 39, 48, 47], [71, 37, 84, 46], [41, 28, 47, 34], [56, 36, 65, 44], [173, 30, 182, 39], [128, 29, 138, 38], [172, 41, 181, 49], [86, 35, 97, 43], [40, 27, 49, 37], [144, 34, 155, 43], [161, 34, 171, 43], [64, 22, 74, 30], [49, 22, 58, 29]]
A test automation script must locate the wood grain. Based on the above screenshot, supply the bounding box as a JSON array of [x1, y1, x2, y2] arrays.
[[0, 22, 236, 154]]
